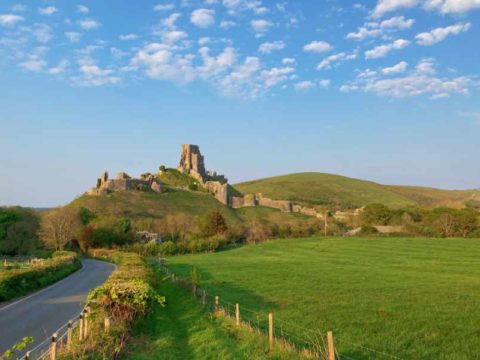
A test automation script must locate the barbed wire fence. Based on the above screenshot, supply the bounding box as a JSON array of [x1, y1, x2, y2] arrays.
[[158, 259, 403, 360]]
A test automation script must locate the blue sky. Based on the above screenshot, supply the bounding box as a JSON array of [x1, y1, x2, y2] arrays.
[[0, 0, 479, 207]]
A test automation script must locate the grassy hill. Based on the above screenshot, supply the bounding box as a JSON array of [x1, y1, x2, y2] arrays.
[[68, 187, 311, 229], [234, 172, 479, 209]]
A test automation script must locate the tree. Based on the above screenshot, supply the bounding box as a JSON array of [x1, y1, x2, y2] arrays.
[[38, 207, 82, 250], [79, 207, 96, 226], [165, 214, 191, 241], [454, 208, 478, 237], [198, 210, 228, 238], [361, 203, 392, 226]]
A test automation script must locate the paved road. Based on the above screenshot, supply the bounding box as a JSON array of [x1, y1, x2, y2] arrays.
[[0, 259, 115, 356]]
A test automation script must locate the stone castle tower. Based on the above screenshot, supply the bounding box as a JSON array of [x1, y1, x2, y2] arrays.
[[177, 144, 207, 183]]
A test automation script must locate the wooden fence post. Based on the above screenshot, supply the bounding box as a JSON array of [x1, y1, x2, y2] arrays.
[[66, 321, 73, 348], [24, 351, 31, 360], [78, 313, 84, 341], [235, 304, 240, 326], [49, 333, 57, 360], [202, 290, 206, 305], [327, 331, 335, 360], [214, 296, 219, 317], [83, 308, 89, 339], [268, 313, 274, 350], [104, 316, 111, 332]]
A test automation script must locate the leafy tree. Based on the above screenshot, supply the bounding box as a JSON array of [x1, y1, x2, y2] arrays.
[[454, 208, 478, 237], [159, 165, 166, 172], [425, 207, 457, 237], [159, 240, 177, 255], [361, 203, 392, 226], [79, 207, 96, 226], [117, 218, 131, 234], [198, 210, 228, 238]]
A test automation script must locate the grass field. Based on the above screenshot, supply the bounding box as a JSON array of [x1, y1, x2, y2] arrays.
[[166, 237, 480, 359], [234, 172, 478, 209], [125, 271, 303, 360]]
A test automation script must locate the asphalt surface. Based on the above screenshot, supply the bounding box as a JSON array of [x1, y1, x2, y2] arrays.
[[0, 259, 115, 356]]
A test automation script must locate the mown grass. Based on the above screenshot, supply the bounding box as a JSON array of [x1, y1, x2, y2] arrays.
[[124, 276, 304, 360], [166, 237, 480, 359]]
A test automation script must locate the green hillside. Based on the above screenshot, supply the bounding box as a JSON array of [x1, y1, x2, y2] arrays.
[[68, 187, 311, 228], [234, 172, 478, 209], [234, 172, 415, 209]]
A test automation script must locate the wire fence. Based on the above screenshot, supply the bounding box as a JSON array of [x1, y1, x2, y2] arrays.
[[159, 260, 404, 360], [12, 310, 85, 360]]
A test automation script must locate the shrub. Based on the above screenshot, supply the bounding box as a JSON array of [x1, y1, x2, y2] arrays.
[[359, 225, 379, 235], [361, 203, 392, 226], [197, 210, 228, 238], [159, 240, 178, 256]]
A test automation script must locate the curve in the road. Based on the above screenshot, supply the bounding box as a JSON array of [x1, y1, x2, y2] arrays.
[[0, 259, 115, 356]]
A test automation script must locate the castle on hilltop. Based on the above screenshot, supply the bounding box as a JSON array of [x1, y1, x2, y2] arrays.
[[87, 144, 328, 219]]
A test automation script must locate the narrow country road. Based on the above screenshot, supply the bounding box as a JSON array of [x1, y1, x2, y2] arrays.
[[0, 259, 115, 357]]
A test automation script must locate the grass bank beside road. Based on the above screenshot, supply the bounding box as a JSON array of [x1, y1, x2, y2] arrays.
[[166, 236, 480, 360], [0, 251, 81, 302], [125, 277, 303, 360]]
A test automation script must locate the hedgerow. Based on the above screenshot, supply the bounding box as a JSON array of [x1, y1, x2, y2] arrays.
[[58, 250, 164, 359], [0, 251, 80, 301]]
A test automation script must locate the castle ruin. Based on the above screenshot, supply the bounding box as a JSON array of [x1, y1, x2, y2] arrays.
[[89, 171, 163, 196]]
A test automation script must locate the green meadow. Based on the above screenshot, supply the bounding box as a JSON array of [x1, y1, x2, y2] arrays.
[[166, 237, 480, 359]]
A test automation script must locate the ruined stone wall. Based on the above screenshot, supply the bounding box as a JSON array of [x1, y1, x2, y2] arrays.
[[230, 196, 245, 208], [292, 205, 319, 217], [205, 181, 229, 205], [89, 171, 162, 196], [256, 194, 293, 213]]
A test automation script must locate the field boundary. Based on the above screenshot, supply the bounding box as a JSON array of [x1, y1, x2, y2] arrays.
[[158, 260, 403, 360]]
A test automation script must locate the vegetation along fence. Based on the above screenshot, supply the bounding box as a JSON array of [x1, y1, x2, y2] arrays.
[[10, 305, 111, 360], [158, 260, 403, 360]]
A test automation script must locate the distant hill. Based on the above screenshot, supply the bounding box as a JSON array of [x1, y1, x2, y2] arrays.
[[234, 172, 479, 210]]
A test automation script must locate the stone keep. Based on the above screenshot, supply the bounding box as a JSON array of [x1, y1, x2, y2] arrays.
[[177, 144, 207, 183]]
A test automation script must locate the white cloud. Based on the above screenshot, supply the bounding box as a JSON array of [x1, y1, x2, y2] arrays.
[[346, 27, 383, 40], [282, 57, 296, 65], [77, 5, 89, 14], [220, 20, 236, 28], [74, 57, 120, 86], [346, 16, 414, 41], [162, 30, 188, 44], [32, 24, 53, 43], [373, 0, 480, 17], [381, 61, 408, 74], [416, 22, 471, 46], [154, 4, 175, 11], [304, 40, 332, 53], [162, 13, 181, 28], [191, 8, 215, 28], [294, 80, 316, 92], [130, 43, 196, 83], [251, 19, 272, 34], [39, 6, 58, 15], [372, 0, 418, 18], [424, 0, 480, 13], [319, 79, 331, 88], [365, 38, 409, 59], [65, 32, 81, 42], [119, 34, 138, 41], [49, 60, 69, 75], [78, 19, 101, 30], [317, 51, 357, 70], [19, 47, 48, 72], [259, 41, 285, 54], [0, 14, 24, 27], [460, 111, 480, 124], [223, 0, 268, 15], [380, 16, 414, 29], [342, 59, 473, 99]]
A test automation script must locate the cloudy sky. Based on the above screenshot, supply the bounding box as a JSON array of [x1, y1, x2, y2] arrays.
[[0, 0, 479, 207]]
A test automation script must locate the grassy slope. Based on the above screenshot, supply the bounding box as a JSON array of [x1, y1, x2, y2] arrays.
[[235, 172, 478, 209], [69, 189, 310, 226], [166, 237, 480, 360], [235, 172, 415, 209], [125, 278, 303, 360]]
